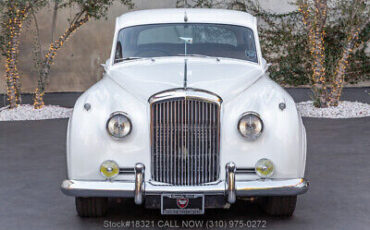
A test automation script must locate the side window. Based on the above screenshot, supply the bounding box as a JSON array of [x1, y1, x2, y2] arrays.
[[242, 31, 257, 62], [115, 42, 123, 60]]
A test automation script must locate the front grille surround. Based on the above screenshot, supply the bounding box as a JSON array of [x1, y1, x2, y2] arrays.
[[150, 89, 221, 186]]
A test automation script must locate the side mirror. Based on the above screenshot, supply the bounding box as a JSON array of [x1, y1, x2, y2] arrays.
[[101, 58, 110, 72]]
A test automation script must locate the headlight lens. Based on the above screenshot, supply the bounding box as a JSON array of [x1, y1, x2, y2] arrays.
[[238, 112, 263, 140], [100, 160, 119, 179], [255, 158, 274, 178], [106, 112, 131, 138]]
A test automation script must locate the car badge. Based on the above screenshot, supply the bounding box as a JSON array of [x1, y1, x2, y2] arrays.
[[177, 197, 189, 209]]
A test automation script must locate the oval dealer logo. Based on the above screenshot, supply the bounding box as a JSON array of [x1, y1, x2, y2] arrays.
[[176, 198, 189, 209]]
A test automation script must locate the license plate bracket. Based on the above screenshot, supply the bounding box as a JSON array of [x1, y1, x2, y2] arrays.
[[161, 194, 205, 215]]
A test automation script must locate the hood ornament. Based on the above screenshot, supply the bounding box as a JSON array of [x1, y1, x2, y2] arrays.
[[179, 37, 193, 89]]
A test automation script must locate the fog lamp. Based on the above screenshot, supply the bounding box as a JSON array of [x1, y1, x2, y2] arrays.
[[255, 158, 274, 178], [100, 160, 119, 179]]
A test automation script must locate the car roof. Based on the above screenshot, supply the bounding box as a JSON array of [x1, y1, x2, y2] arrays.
[[116, 8, 257, 30]]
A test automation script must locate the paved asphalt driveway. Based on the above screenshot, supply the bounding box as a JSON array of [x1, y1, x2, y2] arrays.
[[0, 89, 369, 230]]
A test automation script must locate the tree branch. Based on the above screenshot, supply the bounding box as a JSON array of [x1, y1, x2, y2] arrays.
[[51, 1, 59, 43], [31, 10, 43, 58]]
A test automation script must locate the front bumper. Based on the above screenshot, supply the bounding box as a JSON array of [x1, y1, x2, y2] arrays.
[[61, 162, 309, 205]]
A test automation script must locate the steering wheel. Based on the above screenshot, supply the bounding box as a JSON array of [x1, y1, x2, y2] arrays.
[[133, 48, 170, 57]]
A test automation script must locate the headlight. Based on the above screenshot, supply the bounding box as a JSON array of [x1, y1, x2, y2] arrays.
[[238, 112, 263, 140], [255, 158, 274, 178], [106, 112, 132, 138], [100, 160, 119, 179]]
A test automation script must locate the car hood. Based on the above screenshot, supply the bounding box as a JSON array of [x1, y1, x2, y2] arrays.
[[107, 57, 264, 103]]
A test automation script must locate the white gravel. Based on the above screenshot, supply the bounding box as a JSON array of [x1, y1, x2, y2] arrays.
[[297, 101, 370, 118], [0, 104, 72, 121], [0, 101, 369, 121]]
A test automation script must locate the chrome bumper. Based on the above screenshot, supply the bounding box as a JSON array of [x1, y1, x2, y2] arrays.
[[61, 162, 309, 205]]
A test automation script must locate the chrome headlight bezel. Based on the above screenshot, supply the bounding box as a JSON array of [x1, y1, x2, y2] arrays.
[[106, 112, 132, 139], [238, 112, 263, 141]]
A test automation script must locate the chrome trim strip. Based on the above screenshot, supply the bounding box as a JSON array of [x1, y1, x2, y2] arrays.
[[145, 182, 225, 195], [61, 180, 136, 197], [235, 168, 256, 174], [119, 168, 135, 174], [61, 161, 308, 200], [235, 178, 309, 196], [147, 179, 223, 186], [149, 88, 222, 105], [61, 178, 309, 198]]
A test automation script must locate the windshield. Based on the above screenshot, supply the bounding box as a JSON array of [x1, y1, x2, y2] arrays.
[[114, 23, 258, 63]]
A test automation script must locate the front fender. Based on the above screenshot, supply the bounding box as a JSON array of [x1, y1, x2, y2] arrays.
[[66, 77, 150, 180], [220, 76, 306, 179]]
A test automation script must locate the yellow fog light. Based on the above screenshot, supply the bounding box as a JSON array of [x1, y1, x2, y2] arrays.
[[100, 160, 119, 179], [255, 158, 274, 178]]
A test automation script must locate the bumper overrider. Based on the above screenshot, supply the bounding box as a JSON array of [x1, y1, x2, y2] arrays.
[[61, 162, 309, 205]]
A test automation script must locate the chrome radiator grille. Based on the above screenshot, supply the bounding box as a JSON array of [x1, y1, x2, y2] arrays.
[[151, 96, 220, 185]]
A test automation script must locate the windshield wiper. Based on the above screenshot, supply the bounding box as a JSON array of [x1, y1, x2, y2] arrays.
[[187, 54, 214, 58], [115, 57, 143, 63], [177, 54, 216, 59]]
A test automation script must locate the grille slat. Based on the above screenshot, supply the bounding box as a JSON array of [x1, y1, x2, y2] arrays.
[[151, 96, 220, 185], [208, 104, 211, 182], [159, 103, 163, 182], [197, 101, 201, 184], [201, 102, 205, 184]]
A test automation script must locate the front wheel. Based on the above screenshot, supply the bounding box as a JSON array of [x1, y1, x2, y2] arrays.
[[75, 197, 108, 217], [261, 196, 297, 217]]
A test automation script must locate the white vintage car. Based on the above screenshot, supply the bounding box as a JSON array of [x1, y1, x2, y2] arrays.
[[61, 8, 308, 217]]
